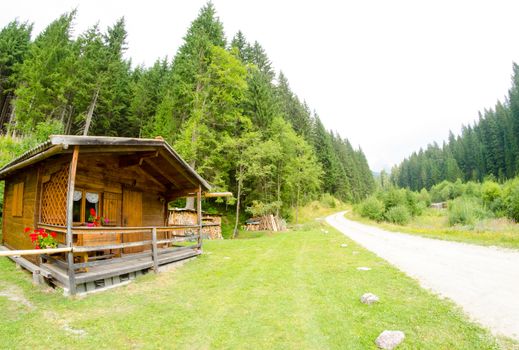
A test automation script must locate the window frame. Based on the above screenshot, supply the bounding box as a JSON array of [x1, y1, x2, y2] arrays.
[[72, 188, 102, 225]]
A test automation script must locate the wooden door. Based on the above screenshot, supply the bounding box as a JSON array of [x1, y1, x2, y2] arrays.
[[123, 189, 143, 253]]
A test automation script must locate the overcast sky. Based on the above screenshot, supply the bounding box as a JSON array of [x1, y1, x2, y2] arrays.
[[3, 0, 519, 171]]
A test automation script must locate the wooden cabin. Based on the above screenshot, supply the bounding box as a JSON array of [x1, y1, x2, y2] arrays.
[[0, 135, 212, 295]]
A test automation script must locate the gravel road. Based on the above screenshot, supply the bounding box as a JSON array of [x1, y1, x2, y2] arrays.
[[326, 211, 519, 340]]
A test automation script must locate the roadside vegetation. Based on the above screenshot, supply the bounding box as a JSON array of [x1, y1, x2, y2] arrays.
[[351, 179, 519, 249], [0, 215, 504, 349]]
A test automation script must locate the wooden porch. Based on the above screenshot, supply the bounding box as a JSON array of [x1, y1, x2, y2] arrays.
[[30, 224, 213, 294]]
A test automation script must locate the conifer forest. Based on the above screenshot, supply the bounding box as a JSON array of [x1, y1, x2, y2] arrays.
[[0, 4, 375, 219]]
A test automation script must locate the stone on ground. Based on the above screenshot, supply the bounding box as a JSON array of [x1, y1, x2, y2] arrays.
[[360, 293, 379, 305], [357, 266, 371, 271], [340, 243, 348, 247], [375, 330, 405, 350]]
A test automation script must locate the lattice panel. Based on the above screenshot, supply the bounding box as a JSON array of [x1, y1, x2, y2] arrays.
[[41, 166, 69, 226]]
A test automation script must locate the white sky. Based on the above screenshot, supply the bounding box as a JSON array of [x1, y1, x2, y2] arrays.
[[3, 0, 519, 171]]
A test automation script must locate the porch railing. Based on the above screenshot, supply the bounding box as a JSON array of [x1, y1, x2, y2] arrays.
[[36, 223, 217, 273]]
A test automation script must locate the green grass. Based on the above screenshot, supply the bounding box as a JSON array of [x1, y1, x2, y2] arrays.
[[0, 220, 510, 349], [346, 208, 519, 250]]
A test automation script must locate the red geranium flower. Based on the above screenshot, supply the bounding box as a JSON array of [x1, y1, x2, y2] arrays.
[[29, 233, 38, 242], [24, 227, 31, 233], [35, 245, 40, 250], [41, 232, 48, 238], [50, 232, 57, 238], [90, 208, 96, 216]]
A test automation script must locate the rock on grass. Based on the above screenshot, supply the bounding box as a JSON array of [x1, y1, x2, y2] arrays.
[[360, 293, 379, 305], [375, 330, 405, 349]]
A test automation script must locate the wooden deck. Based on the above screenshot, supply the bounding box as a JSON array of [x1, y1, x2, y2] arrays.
[[42, 246, 200, 293]]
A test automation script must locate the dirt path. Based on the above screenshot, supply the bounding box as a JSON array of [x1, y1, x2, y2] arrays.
[[326, 211, 519, 340]]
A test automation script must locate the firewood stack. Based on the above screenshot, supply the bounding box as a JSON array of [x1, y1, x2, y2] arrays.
[[245, 215, 286, 231]]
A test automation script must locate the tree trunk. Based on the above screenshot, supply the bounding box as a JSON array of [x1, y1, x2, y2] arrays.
[[276, 169, 281, 218], [6, 100, 16, 136], [295, 184, 300, 225], [83, 87, 100, 136], [184, 159, 197, 210], [233, 165, 243, 238]]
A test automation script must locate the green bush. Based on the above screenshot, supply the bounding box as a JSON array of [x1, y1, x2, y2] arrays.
[[503, 179, 519, 222], [465, 181, 481, 198], [481, 180, 504, 214], [418, 188, 431, 207], [378, 188, 407, 211], [356, 197, 385, 221], [320, 193, 337, 208], [448, 197, 492, 226], [385, 205, 411, 225]]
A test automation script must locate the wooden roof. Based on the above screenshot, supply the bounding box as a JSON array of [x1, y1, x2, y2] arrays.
[[0, 135, 211, 194]]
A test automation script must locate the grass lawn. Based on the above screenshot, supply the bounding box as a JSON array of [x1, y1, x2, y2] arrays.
[[346, 208, 519, 250], [0, 220, 507, 349]]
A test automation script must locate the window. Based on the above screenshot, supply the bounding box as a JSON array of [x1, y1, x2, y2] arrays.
[[12, 182, 24, 217], [72, 189, 100, 223]]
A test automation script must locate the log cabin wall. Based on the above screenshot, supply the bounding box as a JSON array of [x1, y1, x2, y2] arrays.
[[142, 192, 166, 227], [2, 165, 41, 260], [74, 154, 166, 225]]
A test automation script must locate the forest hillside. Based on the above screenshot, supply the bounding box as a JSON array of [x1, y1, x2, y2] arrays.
[[0, 4, 375, 220], [391, 63, 519, 190]]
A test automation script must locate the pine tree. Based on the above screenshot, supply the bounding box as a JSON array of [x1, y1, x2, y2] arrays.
[[0, 20, 32, 132]]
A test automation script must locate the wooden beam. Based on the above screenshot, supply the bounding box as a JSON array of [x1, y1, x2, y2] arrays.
[[0, 145, 63, 178], [65, 146, 80, 295], [158, 149, 199, 187], [151, 227, 159, 273], [134, 166, 167, 192], [203, 192, 233, 198], [0, 247, 72, 257], [73, 240, 152, 253], [197, 185, 203, 249], [143, 158, 180, 189], [118, 151, 159, 168], [165, 188, 197, 200]]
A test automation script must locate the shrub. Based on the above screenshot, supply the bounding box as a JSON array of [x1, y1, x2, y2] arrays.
[[379, 188, 407, 211], [356, 196, 385, 221], [431, 180, 453, 202], [481, 180, 504, 214], [405, 189, 424, 216], [448, 197, 492, 226], [465, 181, 481, 198], [481, 180, 501, 204], [385, 205, 411, 225], [320, 193, 337, 208], [503, 179, 519, 222], [418, 188, 431, 207]]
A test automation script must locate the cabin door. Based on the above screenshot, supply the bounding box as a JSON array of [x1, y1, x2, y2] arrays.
[[122, 188, 143, 253]]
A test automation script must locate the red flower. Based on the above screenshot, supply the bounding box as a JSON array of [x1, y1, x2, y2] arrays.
[[36, 228, 45, 234], [50, 232, 57, 238], [29, 233, 38, 242], [35, 245, 40, 250], [90, 208, 96, 216], [24, 227, 31, 233], [41, 233, 48, 238]]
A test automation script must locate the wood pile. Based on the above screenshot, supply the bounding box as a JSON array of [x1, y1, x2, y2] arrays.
[[245, 215, 286, 232], [430, 202, 447, 209], [168, 209, 222, 240]]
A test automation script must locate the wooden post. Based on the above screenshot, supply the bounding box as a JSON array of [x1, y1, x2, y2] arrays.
[[151, 227, 159, 273], [197, 185, 202, 249], [65, 146, 79, 295]]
